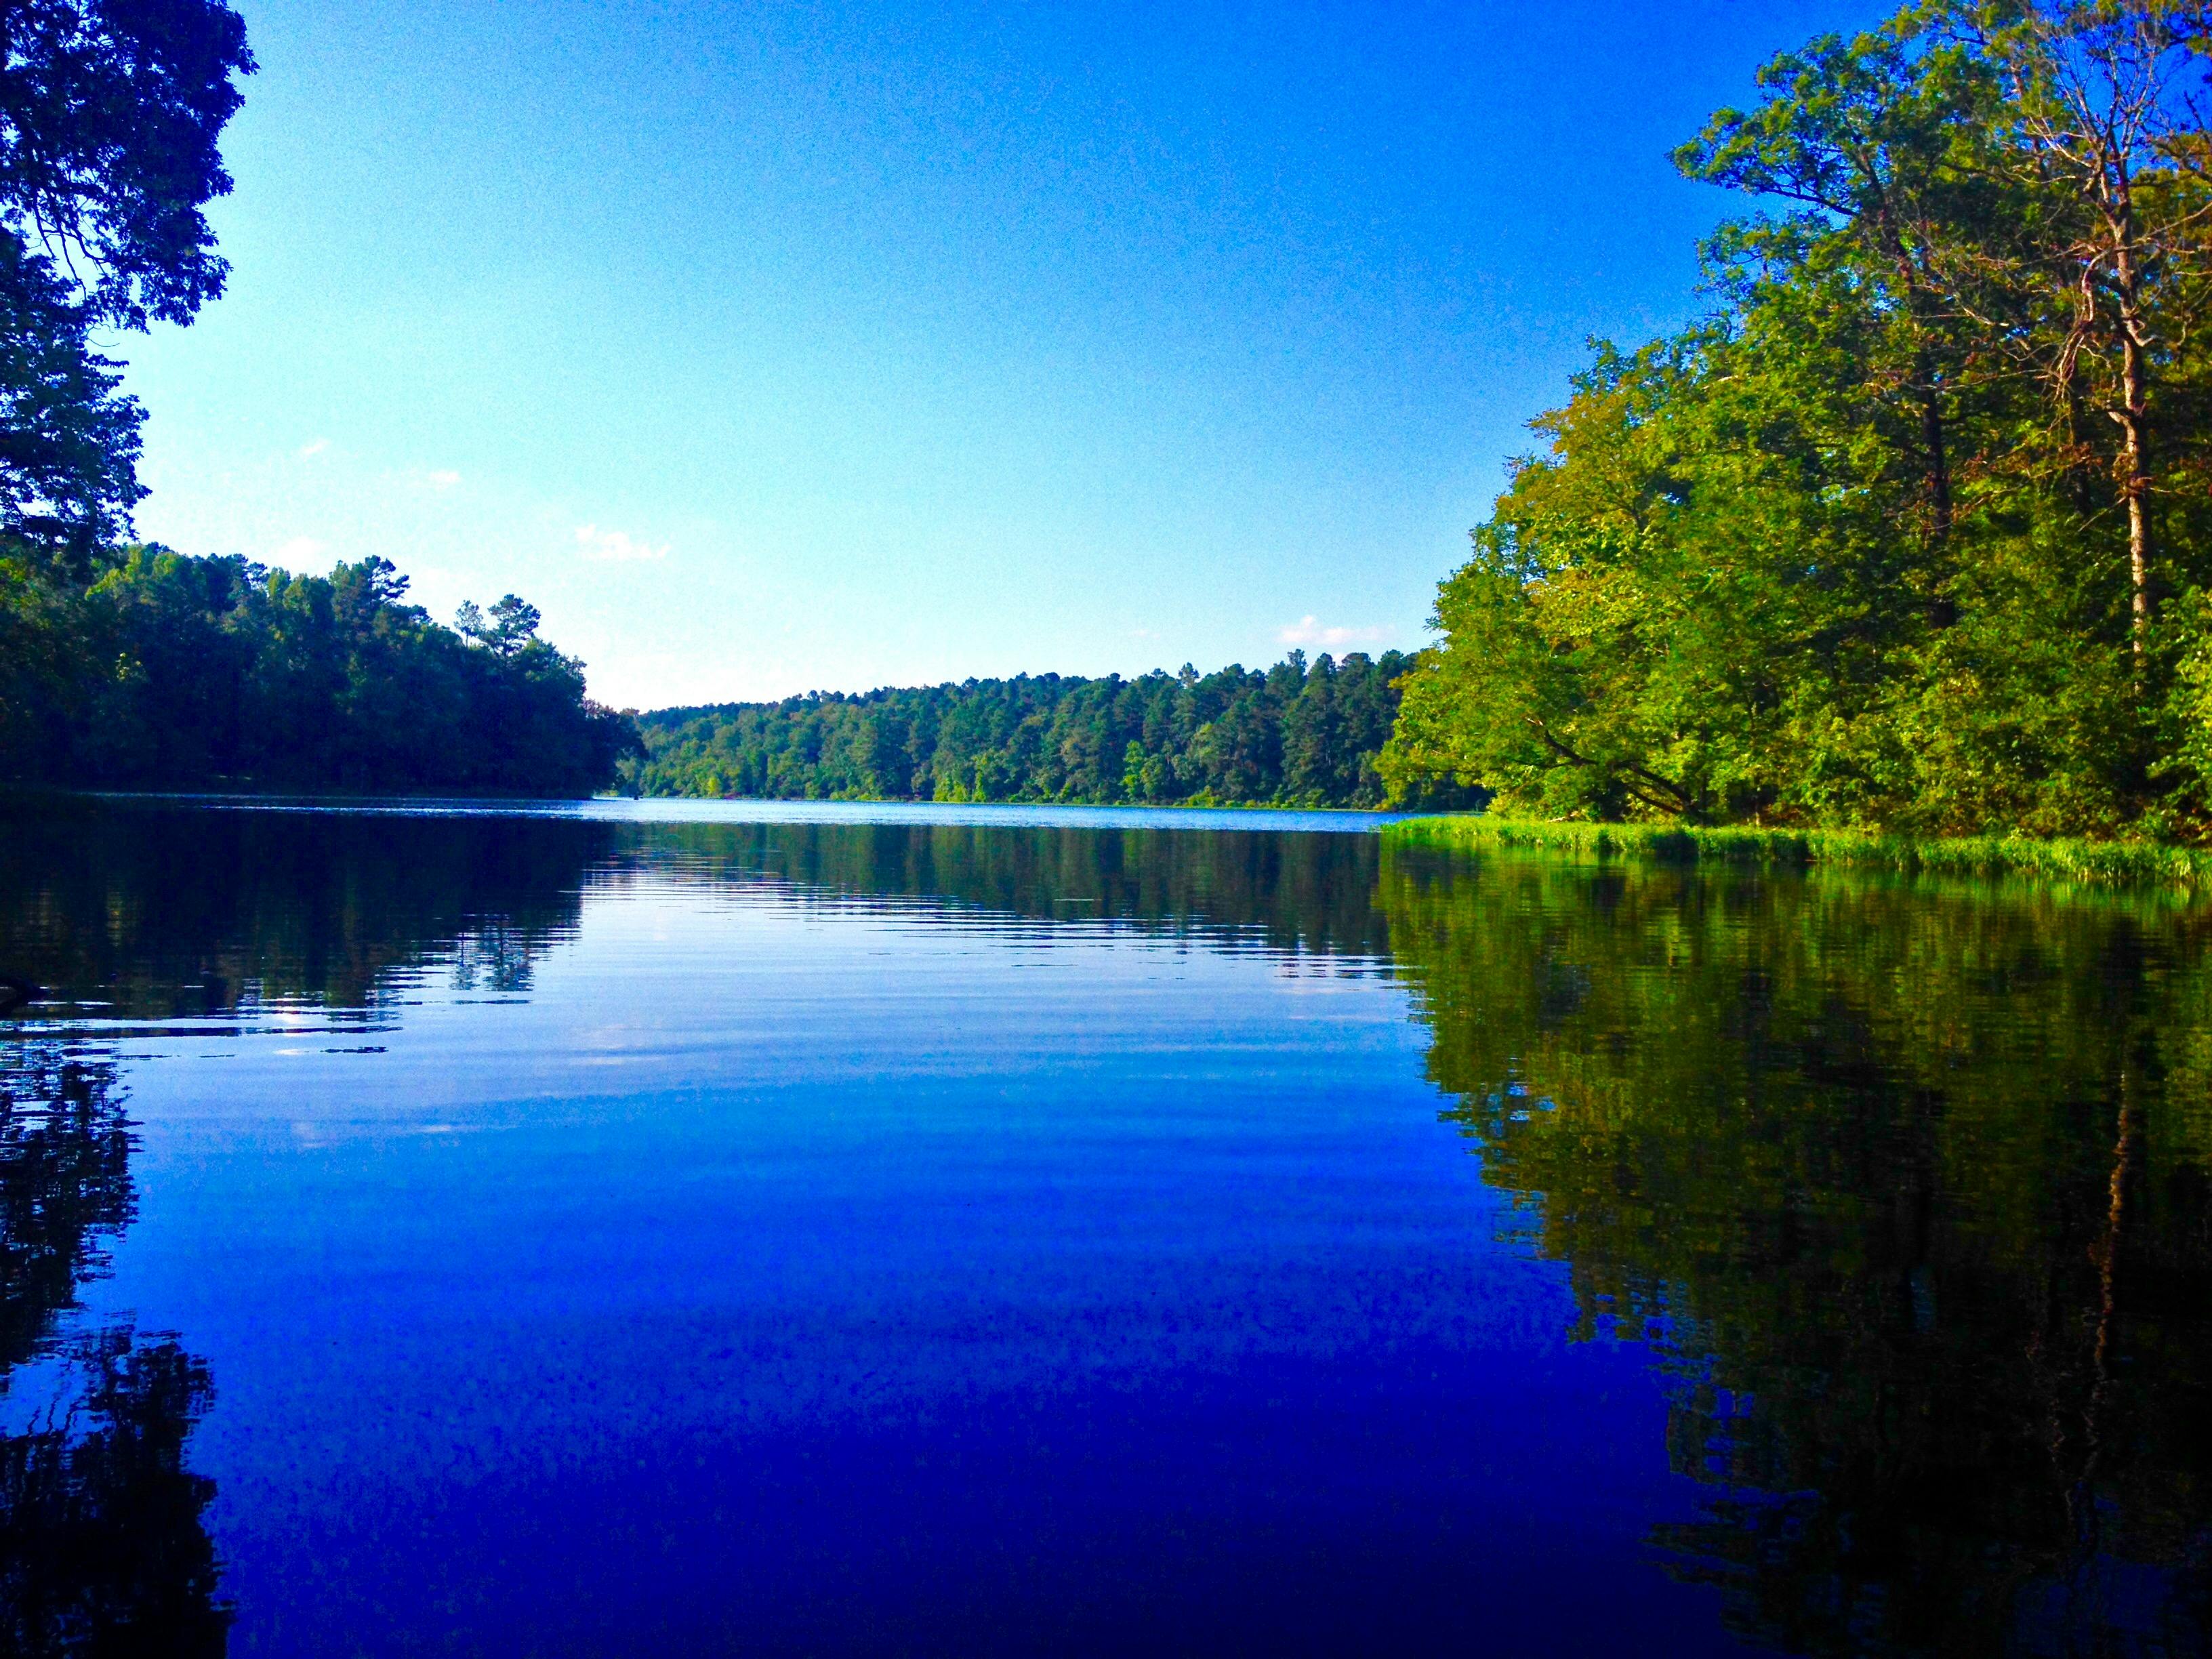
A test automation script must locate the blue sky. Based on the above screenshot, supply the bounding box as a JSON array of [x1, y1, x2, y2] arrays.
[[117, 0, 1881, 710]]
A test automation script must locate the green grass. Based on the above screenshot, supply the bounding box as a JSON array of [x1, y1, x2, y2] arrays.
[[1385, 814, 2212, 892]]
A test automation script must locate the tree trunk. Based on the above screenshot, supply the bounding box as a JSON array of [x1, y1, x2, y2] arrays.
[[2119, 327, 2151, 664], [2111, 226, 2152, 666]]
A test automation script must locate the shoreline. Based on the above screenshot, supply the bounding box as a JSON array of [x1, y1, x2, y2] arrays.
[[1385, 815, 2212, 892], [12, 785, 1404, 817]]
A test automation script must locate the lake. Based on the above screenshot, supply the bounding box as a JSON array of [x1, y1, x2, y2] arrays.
[[3, 796, 2209, 1656]]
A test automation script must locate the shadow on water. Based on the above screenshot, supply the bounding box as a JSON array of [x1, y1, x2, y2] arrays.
[[1382, 844, 2212, 1657]]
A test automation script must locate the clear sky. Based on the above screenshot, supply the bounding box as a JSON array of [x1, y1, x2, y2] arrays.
[[117, 0, 1884, 711]]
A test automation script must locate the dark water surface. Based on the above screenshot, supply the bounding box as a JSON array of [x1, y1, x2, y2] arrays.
[[3, 798, 2210, 1656]]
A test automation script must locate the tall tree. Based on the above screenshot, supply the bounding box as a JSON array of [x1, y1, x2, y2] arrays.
[[1678, 20, 2006, 560], [1952, 1, 2212, 660]]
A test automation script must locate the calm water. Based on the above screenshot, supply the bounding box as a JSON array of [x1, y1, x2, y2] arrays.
[[3, 798, 2210, 1656]]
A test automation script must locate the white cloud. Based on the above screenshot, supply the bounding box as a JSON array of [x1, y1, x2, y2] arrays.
[[271, 535, 326, 567], [298, 437, 329, 458], [1277, 615, 1385, 649], [426, 469, 461, 491], [574, 523, 668, 562]]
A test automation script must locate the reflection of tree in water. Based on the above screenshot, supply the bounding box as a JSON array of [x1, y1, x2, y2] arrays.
[[0, 1327, 225, 1656], [0, 802, 634, 1654], [629, 819, 1393, 962], [1382, 849, 2212, 1656], [448, 920, 547, 994], [0, 1045, 226, 1654], [0, 1049, 131, 1372], [0, 798, 610, 1018], [0, 802, 1395, 1006]]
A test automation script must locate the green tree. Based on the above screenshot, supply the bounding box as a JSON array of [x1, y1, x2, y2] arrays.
[[0, 0, 253, 562], [1385, 0, 2212, 839], [630, 653, 1420, 809], [5, 547, 639, 794]]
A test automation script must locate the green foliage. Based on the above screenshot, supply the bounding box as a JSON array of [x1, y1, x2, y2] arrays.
[[0, 1, 253, 331], [1384, 1, 2212, 840], [0, 235, 147, 556], [632, 649, 1471, 809], [0, 545, 640, 795], [1389, 812, 2212, 890], [0, 1, 253, 559]]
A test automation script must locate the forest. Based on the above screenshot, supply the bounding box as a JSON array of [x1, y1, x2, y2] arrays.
[[1384, 1, 2212, 839], [629, 650, 1459, 808], [5, 546, 639, 795]]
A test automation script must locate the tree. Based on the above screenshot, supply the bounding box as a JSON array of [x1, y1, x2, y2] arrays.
[[0, 0, 253, 560], [1677, 20, 2007, 558], [0, 237, 144, 556], [626, 653, 1419, 808], [1952, 1, 2212, 661], [1385, 0, 2212, 836], [456, 594, 544, 657]]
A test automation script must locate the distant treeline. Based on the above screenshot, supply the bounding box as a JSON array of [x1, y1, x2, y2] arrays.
[[1, 546, 639, 795], [630, 651, 1472, 809]]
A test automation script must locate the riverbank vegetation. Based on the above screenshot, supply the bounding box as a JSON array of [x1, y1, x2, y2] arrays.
[[630, 651, 1471, 808], [1384, 1, 2212, 842], [1387, 813, 2212, 890], [3, 547, 639, 794]]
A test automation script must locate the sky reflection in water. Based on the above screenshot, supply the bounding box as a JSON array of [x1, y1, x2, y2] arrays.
[[2, 798, 2208, 1656]]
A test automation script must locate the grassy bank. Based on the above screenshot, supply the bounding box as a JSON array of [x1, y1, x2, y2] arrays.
[[1385, 815, 2212, 892]]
